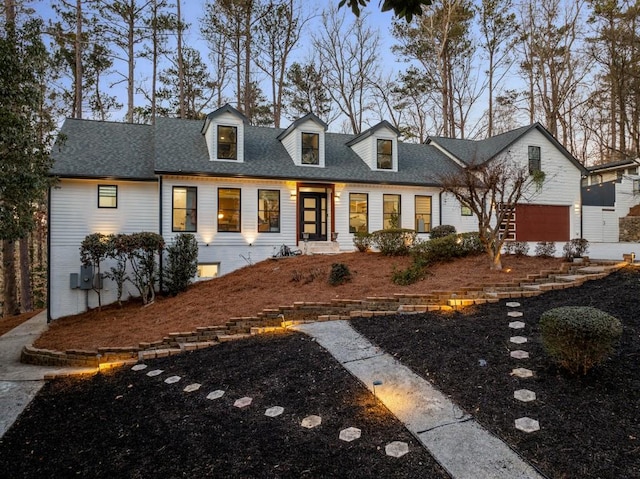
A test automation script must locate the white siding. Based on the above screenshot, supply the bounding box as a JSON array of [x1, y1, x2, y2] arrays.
[[50, 179, 159, 319], [440, 192, 479, 233], [498, 130, 583, 238], [348, 126, 399, 172], [583, 206, 618, 242], [279, 119, 326, 167]]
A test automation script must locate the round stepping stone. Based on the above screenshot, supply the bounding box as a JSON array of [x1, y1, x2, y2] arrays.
[[131, 364, 147, 371], [509, 321, 525, 329], [385, 441, 409, 458], [514, 389, 537, 402], [339, 427, 361, 442], [507, 311, 524, 317], [510, 336, 527, 344], [510, 350, 530, 359], [146, 369, 163, 377], [265, 406, 284, 417], [515, 417, 540, 433], [506, 301, 521, 308], [511, 367, 534, 378], [183, 383, 201, 393], [234, 397, 253, 408], [206, 390, 225, 400], [164, 375, 181, 384], [301, 415, 322, 429]]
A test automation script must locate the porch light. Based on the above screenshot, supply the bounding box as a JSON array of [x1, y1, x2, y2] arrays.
[[335, 191, 341, 199], [290, 191, 296, 199]]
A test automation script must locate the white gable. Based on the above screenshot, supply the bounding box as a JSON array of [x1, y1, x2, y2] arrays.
[[279, 118, 326, 167], [202, 111, 245, 163], [348, 124, 399, 172]]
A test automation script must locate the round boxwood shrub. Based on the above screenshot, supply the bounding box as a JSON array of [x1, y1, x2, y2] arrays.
[[540, 306, 622, 375], [430, 224, 457, 239]]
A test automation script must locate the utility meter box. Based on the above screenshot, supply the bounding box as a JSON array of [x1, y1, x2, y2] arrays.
[[79, 264, 94, 290]]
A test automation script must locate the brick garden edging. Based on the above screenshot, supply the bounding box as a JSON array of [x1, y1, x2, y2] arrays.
[[21, 260, 626, 374]]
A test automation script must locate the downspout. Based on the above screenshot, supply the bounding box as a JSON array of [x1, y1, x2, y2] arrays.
[[439, 189, 443, 226], [46, 185, 52, 323], [158, 175, 163, 293]]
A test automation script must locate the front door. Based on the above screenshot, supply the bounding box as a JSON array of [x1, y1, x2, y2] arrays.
[[299, 192, 327, 241]]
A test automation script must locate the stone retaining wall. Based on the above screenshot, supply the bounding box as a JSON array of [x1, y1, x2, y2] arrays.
[[23, 261, 625, 372], [619, 217, 640, 242]]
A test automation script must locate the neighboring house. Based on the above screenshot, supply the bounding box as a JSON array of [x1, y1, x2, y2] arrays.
[[48, 106, 585, 320], [582, 158, 640, 242]]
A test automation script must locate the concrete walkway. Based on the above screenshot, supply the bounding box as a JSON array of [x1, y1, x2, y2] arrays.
[[0, 311, 94, 438], [293, 320, 545, 479]]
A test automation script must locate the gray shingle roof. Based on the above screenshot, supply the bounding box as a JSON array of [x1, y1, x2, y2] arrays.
[[50, 118, 155, 180]]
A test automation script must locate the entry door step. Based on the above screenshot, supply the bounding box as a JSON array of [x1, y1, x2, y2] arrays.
[[304, 242, 341, 255]]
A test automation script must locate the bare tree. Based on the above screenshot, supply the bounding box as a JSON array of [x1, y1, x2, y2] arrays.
[[438, 155, 538, 270], [312, 5, 381, 134]]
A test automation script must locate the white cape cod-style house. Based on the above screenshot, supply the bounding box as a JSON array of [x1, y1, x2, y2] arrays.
[[48, 105, 586, 320]]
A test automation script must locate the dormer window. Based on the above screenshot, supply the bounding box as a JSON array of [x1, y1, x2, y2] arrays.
[[528, 146, 541, 174], [218, 125, 237, 160], [302, 133, 319, 165], [377, 139, 393, 169]]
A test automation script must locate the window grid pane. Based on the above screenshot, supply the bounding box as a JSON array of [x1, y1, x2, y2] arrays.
[[383, 194, 401, 229], [98, 185, 117, 208], [377, 139, 392, 169], [415, 195, 431, 233], [528, 146, 541, 173], [349, 193, 368, 233], [218, 126, 237, 160], [302, 133, 319, 165], [218, 188, 241, 232], [173, 187, 197, 232], [258, 190, 280, 233]]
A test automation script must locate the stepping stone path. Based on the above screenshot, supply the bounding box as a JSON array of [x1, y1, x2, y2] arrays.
[[505, 301, 540, 435], [234, 397, 253, 408], [131, 364, 147, 371], [301, 415, 322, 429], [146, 369, 163, 377], [385, 441, 409, 458], [265, 406, 284, 417], [339, 427, 361, 442], [206, 390, 225, 400], [164, 375, 181, 384], [184, 383, 201, 393]]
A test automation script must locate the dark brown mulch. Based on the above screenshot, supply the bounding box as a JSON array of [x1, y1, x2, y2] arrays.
[[352, 266, 640, 479], [0, 333, 448, 478]]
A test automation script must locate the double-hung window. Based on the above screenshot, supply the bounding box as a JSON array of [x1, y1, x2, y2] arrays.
[[98, 185, 117, 208], [415, 196, 431, 233], [377, 139, 392, 169], [258, 190, 280, 232], [528, 146, 541, 174], [349, 193, 368, 233], [383, 194, 401, 229], [173, 186, 197, 232], [301, 132, 319, 165], [218, 188, 241, 232], [218, 125, 237, 160]]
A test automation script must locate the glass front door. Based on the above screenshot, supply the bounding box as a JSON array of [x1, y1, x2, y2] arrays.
[[299, 192, 327, 241]]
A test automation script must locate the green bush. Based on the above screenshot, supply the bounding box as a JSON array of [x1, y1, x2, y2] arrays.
[[328, 263, 352, 286], [540, 306, 622, 375], [535, 241, 556, 258], [370, 228, 416, 256], [352, 231, 372, 252], [164, 233, 199, 296], [430, 225, 456, 239], [562, 238, 589, 261], [391, 232, 483, 285]]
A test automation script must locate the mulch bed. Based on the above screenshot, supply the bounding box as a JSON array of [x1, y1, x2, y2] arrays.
[[352, 266, 640, 479], [0, 333, 448, 478]]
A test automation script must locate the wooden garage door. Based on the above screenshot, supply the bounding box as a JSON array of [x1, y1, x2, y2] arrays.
[[515, 204, 570, 241]]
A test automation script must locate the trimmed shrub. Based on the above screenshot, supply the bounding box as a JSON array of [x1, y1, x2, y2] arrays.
[[503, 241, 528, 256], [562, 238, 589, 261], [164, 233, 199, 296], [370, 228, 416, 256], [352, 231, 372, 252], [540, 306, 622, 375], [328, 263, 352, 286], [430, 224, 457, 239], [535, 241, 556, 258]]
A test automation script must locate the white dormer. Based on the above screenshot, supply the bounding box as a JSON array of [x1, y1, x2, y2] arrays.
[[346, 121, 400, 172], [201, 104, 248, 162], [277, 113, 328, 167]]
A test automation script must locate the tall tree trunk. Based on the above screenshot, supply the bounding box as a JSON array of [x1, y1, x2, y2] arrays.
[[19, 237, 32, 312], [127, 7, 134, 123], [2, 240, 19, 317], [151, 0, 157, 124], [177, 0, 185, 118], [75, 0, 83, 118]]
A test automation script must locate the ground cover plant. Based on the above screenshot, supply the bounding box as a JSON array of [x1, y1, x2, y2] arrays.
[[352, 267, 640, 479], [0, 333, 447, 478]]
